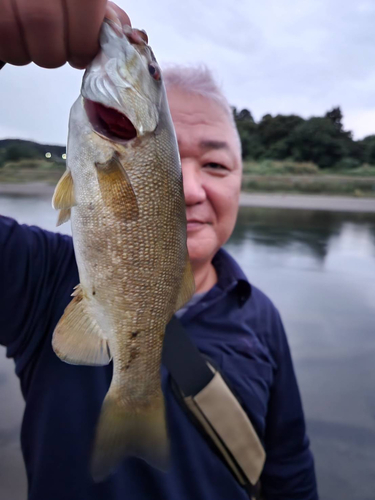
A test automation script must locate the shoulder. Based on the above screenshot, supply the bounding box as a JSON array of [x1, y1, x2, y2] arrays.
[[217, 247, 288, 356], [249, 284, 279, 318], [218, 248, 281, 325]]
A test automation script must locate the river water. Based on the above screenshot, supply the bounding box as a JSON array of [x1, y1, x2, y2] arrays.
[[1, 194, 375, 500]]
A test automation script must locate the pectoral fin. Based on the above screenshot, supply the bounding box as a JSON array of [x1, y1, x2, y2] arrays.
[[52, 169, 75, 210], [96, 155, 139, 221], [52, 285, 111, 366], [174, 254, 195, 312], [57, 208, 71, 227]]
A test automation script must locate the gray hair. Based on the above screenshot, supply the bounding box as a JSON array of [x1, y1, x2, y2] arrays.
[[162, 64, 242, 155]]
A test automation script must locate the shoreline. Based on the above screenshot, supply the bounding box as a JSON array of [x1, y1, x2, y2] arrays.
[[239, 192, 375, 213], [1, 182, 375, 213]]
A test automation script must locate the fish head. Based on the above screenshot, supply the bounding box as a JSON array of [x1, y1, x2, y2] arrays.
[[82, 20, 164, 142]]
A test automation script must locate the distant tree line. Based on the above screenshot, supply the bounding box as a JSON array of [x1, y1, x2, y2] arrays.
[[0, 139, 65, 166], [2, 107, 375, 170], [233, 106, 375, 168]]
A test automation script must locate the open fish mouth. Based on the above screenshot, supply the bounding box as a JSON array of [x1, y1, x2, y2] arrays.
[[84, 99, 137, 141]]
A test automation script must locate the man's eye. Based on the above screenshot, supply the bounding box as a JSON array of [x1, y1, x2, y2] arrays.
[[204, 162, 227, 170]]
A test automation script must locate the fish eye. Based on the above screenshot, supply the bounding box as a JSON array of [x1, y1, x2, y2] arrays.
[[148, 63, 161, 81]]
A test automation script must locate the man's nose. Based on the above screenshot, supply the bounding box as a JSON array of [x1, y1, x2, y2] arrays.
[[181, 160, 206, 206]]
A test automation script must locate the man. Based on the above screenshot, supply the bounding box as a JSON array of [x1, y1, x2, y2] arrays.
[[0, 1, 318, 499]]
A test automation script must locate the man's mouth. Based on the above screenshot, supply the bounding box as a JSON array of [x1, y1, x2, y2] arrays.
[[187, 220, 208, 231], [84, 99, 137, 141]]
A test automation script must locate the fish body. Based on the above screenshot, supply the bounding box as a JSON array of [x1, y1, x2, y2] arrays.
[[52, 21, 194, 480]]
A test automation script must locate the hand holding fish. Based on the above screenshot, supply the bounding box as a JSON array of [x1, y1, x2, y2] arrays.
[[0, 0, 130, 69]]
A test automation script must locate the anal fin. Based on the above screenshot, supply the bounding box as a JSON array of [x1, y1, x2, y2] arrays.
[[52, 284, 111, 366]]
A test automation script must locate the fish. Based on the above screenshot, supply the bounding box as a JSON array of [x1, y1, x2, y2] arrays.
[[51, 19, 195, 481]]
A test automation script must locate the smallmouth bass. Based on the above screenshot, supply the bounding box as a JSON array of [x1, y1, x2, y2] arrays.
[[52, 19, 194, 481]]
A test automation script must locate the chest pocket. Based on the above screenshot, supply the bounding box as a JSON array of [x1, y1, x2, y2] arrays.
[[218, 331, 275, 438]]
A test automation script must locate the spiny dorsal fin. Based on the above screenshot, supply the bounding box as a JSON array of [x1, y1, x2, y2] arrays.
[[174, 254, 195, 312], [52, 284, 111, 366], [52, 169, 76, 210], [95, 155, 139, 221]]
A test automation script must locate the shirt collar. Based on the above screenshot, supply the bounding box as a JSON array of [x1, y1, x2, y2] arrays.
[[212, 248, 252, 307]]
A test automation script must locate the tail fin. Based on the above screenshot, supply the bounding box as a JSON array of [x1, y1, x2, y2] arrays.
[[90, 388, 169, 482]]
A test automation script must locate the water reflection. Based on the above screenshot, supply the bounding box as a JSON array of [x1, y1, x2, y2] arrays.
[[225, 207, 375, 500], [230, 207, 375, 262]]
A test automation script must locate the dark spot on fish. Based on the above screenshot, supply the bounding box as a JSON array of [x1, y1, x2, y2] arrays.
[[74, 294, 83, 304], [92, 288, 96, 296], [131, 331, 139, 338], [129, 348, 138, 360], [88, 202, 94, 210], [124, 345, 139, 370]]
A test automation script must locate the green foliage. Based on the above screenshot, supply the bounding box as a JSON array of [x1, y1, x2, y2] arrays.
[[288, 117, 350, 168], [3, 159, 59, 170], [3, 106, 375, 176], [232, 105, 375, 169], [357, 135, 375, 164], [325, 107, 345, 132], [0, 139, 66, 168], [330, 163, 375, 177], [233, 107, 265, 159], [334, 158, 362, 170], [258, 114, 304, 151], [233, 107, 255, 123], [263, 139, 290, 160], [2, 143, 40, 163], [242, 173, 375, 196], [240, 133, 265, 160], [243, 160, 319, 176]]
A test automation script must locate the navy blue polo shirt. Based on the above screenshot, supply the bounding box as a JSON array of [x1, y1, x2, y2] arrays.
[[0, 216, 318, 500]]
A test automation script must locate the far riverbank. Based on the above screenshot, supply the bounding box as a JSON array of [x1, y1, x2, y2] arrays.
[[239, 192, 375, 213], [1, 182, 375, 213]]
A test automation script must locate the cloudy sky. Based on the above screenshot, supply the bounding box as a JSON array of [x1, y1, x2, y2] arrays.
[[1, 0, 375, 145]]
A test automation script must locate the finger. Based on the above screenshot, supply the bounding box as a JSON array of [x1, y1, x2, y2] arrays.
[[133, 29, 148, 44], [124, 28, 147, 45], [14, 0, 67, 68], [0, 0, 31, 65], [105, 5, 123, 28], [64, 0, 107, 69], [107, 2, 131, 27]]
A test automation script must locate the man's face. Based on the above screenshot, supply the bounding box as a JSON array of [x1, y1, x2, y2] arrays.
[[167, 88, 242, 268]]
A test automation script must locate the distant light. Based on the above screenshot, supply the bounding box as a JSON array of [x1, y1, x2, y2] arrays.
[[45, 152, 52, 159], [62, 153, 67, 160]]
